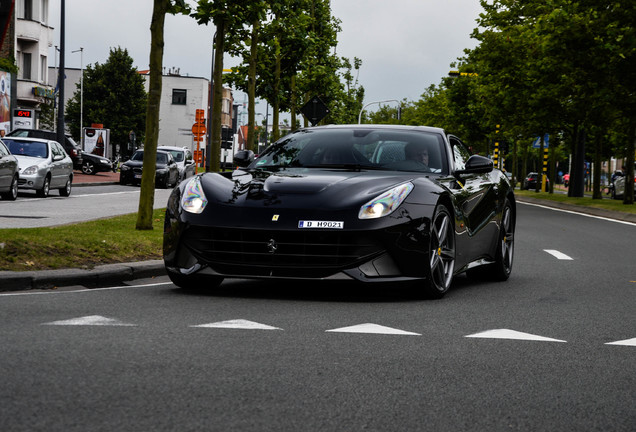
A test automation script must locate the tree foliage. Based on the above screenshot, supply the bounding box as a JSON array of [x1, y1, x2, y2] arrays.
[[66, 47, 147, 150]]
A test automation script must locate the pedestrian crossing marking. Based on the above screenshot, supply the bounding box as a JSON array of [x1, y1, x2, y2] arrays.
[[544, 249, 573, 260], [192, 319, 282, 330], [43, 315, 136, 326], [326, 323, 420, 335], [605, 337, 636, 347], [465, 329, 566, 342]]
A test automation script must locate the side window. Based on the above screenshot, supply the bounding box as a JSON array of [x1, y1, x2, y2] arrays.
[[449, 136, 471, 171], [0, 141, 8, 156]]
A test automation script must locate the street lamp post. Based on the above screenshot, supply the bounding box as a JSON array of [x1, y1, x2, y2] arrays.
[[72, 47, 84, 149], [358, 99, 400, 124]]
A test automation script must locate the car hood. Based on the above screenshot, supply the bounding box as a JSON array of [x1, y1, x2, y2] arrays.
[[124, 160, 169, 169], [198, 168, 433, 210], [14, 155, 49, 168]]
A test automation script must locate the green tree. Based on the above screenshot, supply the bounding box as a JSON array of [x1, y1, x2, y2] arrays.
[[136, 0, 189, 231], [66, 47, 147, 151]]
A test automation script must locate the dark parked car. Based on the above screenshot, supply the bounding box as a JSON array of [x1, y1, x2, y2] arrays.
[[80, 151, 113, 175], [0, 138, 19, 200], [6, 128, 83, 170], [522, 172, 549, 190], [119, 149, 179, 188], [164, 124, 516, 298]]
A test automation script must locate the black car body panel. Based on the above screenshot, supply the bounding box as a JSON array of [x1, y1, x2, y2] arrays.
[[119, 149, 179, 188], [80, 151, 113, 174], [163, 125, 516, 296]]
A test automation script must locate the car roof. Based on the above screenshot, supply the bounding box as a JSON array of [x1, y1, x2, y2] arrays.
[[3, 136, 52, 144], [304, 124, 447, 135], [157, 146, 186, 152]]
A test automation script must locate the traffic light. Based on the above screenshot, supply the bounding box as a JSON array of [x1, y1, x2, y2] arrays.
[[221, 126, 233, 150]]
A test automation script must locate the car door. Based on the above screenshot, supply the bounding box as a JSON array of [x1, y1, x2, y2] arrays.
[[0, 139, 12, 189], [447, 135, 499, 260], [49, 141, 67, 188]]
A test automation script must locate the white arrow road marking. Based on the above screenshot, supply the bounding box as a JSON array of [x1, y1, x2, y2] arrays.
[[465, 329, 566, 342], [43, 315, 136, 326], [192, 319, 282, 330], [606, 338, 636, 347], [544, 249, 573, 260], [326, 323, 420, 336]]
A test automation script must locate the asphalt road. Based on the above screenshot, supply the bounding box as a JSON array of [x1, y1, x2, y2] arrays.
[[0, 184, 174, 228], [0, 202, 634, 431]]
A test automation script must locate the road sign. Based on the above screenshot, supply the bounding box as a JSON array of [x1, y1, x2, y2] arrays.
[[532, 134, 549, 148], [300, 96, 329, 126], [192, 123, 206, 137]]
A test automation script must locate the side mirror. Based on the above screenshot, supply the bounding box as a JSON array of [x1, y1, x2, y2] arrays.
[[454, 154, 493, 176], [233, 150, 255, 168]]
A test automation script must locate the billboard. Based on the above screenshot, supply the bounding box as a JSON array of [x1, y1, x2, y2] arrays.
[[0, 70, 10, 136], [83, 127, 110, 158]]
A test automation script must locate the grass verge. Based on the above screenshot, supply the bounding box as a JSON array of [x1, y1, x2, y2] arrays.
[[0, 209, 165, 272], [515, 189, 636, 214]]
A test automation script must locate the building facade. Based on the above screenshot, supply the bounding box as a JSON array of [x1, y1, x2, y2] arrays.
[[14, 0, 54, 117]]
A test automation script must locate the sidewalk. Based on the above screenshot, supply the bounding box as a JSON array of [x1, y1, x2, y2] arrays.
[[73, 170, 120, 185]]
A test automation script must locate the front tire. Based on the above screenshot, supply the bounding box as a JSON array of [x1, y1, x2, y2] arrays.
[[37, 176, 50, 198], [424, 205, 456, 299], [82, 161, 96, 175], [59, 176, 72, 197], [167, 270, 224, 291]]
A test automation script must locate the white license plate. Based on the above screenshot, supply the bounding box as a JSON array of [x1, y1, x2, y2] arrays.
[[134, 174, 142, 179], [298, 220, 344, 229]]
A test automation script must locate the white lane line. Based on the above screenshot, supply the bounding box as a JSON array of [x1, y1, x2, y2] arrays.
[[0, 281, 173, 296], [326, 323, 420, 335], [465, 329, 567, 343], [606, 338, 636, 347], [544, 249, 573, 260], [192, 319, 282, 330], [43, 315, 136, 326], [519, 201, 636, 226]]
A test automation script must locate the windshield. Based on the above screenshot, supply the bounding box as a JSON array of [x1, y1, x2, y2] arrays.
[[167, 150, 184, 162], [131, 151, 170, 165], [5, 139, 49, 158], [250, 128, 448, 174]]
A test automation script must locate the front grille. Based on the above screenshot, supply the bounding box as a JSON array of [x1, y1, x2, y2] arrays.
[[182, 226, 385, 277]]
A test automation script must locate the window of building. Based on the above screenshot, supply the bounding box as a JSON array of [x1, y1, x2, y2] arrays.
[[172, 89, 187, 105], [40, 55, 47, 83], [22, 53, 32, 80], [24, 0, 33, 20]]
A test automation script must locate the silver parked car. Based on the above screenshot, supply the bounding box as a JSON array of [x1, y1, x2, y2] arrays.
[[0, 138, 19, 200], [611, 163, 635, 200], [3, 137, 74, 197], [158, 146, 196, 182]]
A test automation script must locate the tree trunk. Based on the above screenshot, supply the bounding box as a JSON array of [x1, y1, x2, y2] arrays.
[[271, 37, 281, 142], [247, 19, 259, 152], [209, 20, 225, 172], [592, 133, 602, 199], [136, 0, 166, 230], [624, 124, 635, 205]]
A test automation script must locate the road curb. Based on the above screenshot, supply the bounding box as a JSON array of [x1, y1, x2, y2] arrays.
[[0, 260, 166, 292]]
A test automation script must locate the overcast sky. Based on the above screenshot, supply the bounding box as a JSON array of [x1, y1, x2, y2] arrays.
[[49, 0, 483, 116]]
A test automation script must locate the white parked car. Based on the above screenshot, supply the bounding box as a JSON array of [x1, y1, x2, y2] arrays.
[[3, 137, 74, 197], [158, 146, 196, 182]]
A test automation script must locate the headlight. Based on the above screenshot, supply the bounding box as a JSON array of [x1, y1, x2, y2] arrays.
[[100, 159, 110, 164], [181, 176, 208, 214], [358, 182, 413, 219], [121, 165, 130, 171], [23, 165, 39, 175]]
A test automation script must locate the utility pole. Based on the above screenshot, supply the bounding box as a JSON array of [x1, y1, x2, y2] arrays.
[[56, 0, 65, 147]]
